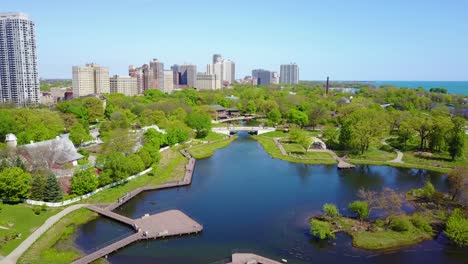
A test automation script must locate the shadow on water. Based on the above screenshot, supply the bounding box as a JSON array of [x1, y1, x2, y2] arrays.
[[74, 132, 466, 264]]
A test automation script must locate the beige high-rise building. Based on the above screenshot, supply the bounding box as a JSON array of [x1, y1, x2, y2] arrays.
[[109, 75, 138, 96], [72, 63, 110, 97], [163, 70, 174, 94], [207, 63, 222, 89], [195, 73, 218, 90], [222, 60, 235, 85]]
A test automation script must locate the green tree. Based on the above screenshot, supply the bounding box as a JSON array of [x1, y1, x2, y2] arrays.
[[71, 169, 99, 195], [44, 174, 63, 202], [310, 219, 335, 240], [308, 104, 328, 130], [185, 112, 212, 138], [245, 100, 257, 114], [444, 208, 468, 247], [30, 173, 47, 200], [323, 203, 340, 218], [126, 154, 145, 175], [448, 117, 466, 161], [447, 166, 467, 202], [411, 114, 433, 150], [69, 123, 91, 146], [0, 167, 32, 202], [137, 149, 153, 168], [349, 201, 370, 220], [287, 109, 309, 127], [266, 108, 281, 124]]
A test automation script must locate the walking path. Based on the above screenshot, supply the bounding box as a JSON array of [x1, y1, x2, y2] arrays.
[[382, 138, 404, 163], [3, 204, 87, 264]]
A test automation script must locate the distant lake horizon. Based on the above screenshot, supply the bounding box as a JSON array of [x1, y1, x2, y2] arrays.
[[303, 80, 468, 95]]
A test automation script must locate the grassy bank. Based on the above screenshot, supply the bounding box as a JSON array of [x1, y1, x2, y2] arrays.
[[86, 147, 187, 204], [0, 204, 59, 255], [186, 137, 237, 159], [18, 208, 100, 264], [16, 147, 189, 263], [352, 229, 432, 250], [253, 135, 336, 165]]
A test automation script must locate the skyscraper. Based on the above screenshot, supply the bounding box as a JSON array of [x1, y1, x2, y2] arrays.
[[170, 64, 180, 85], [149, 59, 164, 89], [163, 70, 174, 94], [252, 69, 272, 85], [222, 60, 235, 84], [207, 63, 222, 89], [72, 63, 110, 97], [213, 54, 222, 64], [280, 63, 299, 85], [179, 64, 197, 87], [0, 13, 40, 105]]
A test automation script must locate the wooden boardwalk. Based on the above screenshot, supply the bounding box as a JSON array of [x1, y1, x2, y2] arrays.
[[72, 152, 200, 264], [229, 253, 281, 264]]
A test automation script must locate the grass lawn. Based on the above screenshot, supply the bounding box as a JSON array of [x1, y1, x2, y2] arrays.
[[18, 208, 103, 264], [0, 204, 59, 256], [253, 136, 336, 165], [198, 131, 227, 141], [259, 130, 289, 138], [346, 145, 397, 162], [352, 229, 432, 250], [187, 137, 237, 159]]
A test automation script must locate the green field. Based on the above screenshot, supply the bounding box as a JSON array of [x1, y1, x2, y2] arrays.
[[187, 137, 237, 159], [0, 204, 59, 255]]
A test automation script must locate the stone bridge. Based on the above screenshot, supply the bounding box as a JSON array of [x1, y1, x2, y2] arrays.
[[212, 126, 276, 135]]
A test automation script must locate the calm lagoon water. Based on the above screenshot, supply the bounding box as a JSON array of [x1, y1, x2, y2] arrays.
[[74, 133, 467, 264]]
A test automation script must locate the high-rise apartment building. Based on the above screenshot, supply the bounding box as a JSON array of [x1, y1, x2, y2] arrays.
[[252, 69, 272, 85], [207, 63, 222, 89], [222, 60, 235, 84], [109, 75, 138, 96], [149, 59, 164, 89], [128, 65, 144, 94], [179, 64, 197, 87], [0, 13, 40, 105], [280, 63, 299, 85], [72, 63, 110, 97], [195, 73, 218, 90], [163, 70, 174, 94], [170, 64, 180, 85]]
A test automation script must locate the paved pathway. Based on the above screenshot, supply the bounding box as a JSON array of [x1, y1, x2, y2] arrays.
[[382, 138, 404, 163], [230, 253, 282, 264], [3, 204, 87, 264]]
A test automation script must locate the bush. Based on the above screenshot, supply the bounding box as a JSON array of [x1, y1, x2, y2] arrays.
[[375, 219, 386, 228], [412, 182, 435, 199], [445, 208, 468, 247], [390, 216, 411, 232], [71, 169, 99, 195], [410, 215, 432, 233], [349, 201, 369, 220], [323, 203, 340, 218], [310, 219, 335, 240], [32, 206, 41, 215]]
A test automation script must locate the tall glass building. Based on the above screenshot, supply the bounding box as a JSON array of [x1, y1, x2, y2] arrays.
[[0, 13, 40, 105]]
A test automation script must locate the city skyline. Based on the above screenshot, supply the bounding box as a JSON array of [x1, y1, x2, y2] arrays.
[[2, 0, 468, 81]]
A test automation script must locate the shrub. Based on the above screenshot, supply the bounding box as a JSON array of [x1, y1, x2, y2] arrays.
[[349, 201, 369, 220], [375, 219, 386, 228], [412, 182, 435, 199], [445, 209, 468, 247], [390, 216, 411, 232], [32, 206, 41, 215], [323, 203, 340, 218], [310, 219, 335, 240], [410, 215, 432, 233]]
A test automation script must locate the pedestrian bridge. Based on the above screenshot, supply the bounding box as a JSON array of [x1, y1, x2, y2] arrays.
[[212, 126, 276, 135]]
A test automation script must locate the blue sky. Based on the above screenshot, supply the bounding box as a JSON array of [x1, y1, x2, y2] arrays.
[[3, 0, 468, 80]]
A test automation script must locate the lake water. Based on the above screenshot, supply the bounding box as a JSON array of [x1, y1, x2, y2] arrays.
[[74, 133, 467, 263], [370, 81, 468, 95]]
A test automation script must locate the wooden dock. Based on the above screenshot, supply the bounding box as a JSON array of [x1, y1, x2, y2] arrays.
[[72, 151, 201, 264], [72, 209, 202, 264], [230, 253, 282, 264]]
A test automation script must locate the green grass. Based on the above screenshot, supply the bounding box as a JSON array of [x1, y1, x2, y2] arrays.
[[352, 229, 432, 250], [0, 204, 59, 255], [187, 137, 237, 159], [253, 136, 336, 165], [198, 131, 227, 141], [347, 145, 396, 162], [87, 148, 188, 204], [18, 208, 103, 264], [259, 130, 289, 138]]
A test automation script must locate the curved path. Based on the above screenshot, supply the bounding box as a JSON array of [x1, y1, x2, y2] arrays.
[[3, 204, 87, 264], [382, 138, 404, 163]]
